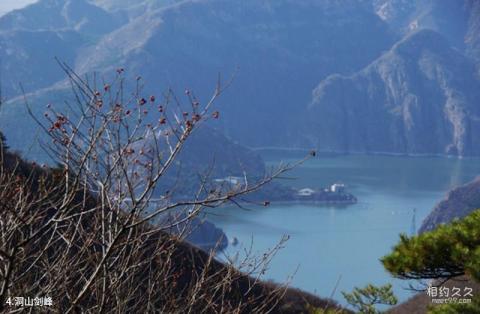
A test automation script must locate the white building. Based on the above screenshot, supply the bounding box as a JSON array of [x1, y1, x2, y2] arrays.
[[330, 183, 345, 193], [297, 188, 315, 196]]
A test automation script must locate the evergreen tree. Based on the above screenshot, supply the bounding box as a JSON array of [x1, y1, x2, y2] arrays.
[[382, 210, 480, 281], [382, 209, 480, 312], [341, 283, 397, 313]]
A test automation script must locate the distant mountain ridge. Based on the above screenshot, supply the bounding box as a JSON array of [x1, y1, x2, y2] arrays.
[[0, 0, 479, 157], [0, 0, 121, 33], [72, 0, 395, 148], [0, 0, 125, 97], [373, 0, 480, 73]]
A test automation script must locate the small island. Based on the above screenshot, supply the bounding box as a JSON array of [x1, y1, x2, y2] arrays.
[[290, 183, 357, 205], [213, 177, 357, 205]]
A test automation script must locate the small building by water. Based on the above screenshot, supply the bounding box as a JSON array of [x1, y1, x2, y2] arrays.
[[330, 183, 345, 193], [297, 188, 316, 196]]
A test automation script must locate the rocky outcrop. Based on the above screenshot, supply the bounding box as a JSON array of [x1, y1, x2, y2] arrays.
[[304, 29, 480, 156], [373, 0, 480, 74], [419, 177, 480, 233], [160, 212, 228, 252], [373, 0, 470, 48]]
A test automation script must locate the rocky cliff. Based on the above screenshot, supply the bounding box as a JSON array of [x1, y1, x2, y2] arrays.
[[304, 29, 480, 156], [419, 177, 480, 233], [159, 212, 229, 252]]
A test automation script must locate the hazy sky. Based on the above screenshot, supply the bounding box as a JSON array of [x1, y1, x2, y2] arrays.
[[0, 0, 37, 16]]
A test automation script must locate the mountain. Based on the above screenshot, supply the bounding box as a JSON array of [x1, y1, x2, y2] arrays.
[[420, 177, 480, 233], [150, 126, 268, 200], [92, 0, 178, 18], [0, 0, 122, 34], [0, 29, 84, 97], [0, 0, 479, 158], [176, 125, 265, 176], [73, 0, 395, 147], [0, 0, 124, 98], [0, 0, 396, 155], [303, 29, 480, 156], [373, 0, 469, 47], [373, 0, 480, 73]]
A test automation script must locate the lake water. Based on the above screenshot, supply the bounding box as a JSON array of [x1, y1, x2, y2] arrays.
[[205, 152, 480, 306]]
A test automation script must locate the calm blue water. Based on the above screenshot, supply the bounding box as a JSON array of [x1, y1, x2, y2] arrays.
[[205, 152, 480, 306]]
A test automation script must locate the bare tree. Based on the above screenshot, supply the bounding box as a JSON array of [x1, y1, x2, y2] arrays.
[[0, 63, 317, 313]]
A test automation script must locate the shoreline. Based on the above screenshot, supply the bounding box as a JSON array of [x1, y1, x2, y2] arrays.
[[218, 198, 357, 208], [250, 146, 480, 159], [266, 199, 356, 206]]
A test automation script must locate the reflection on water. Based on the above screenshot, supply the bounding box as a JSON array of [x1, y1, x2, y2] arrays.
[[206, 153, 480, 305]]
